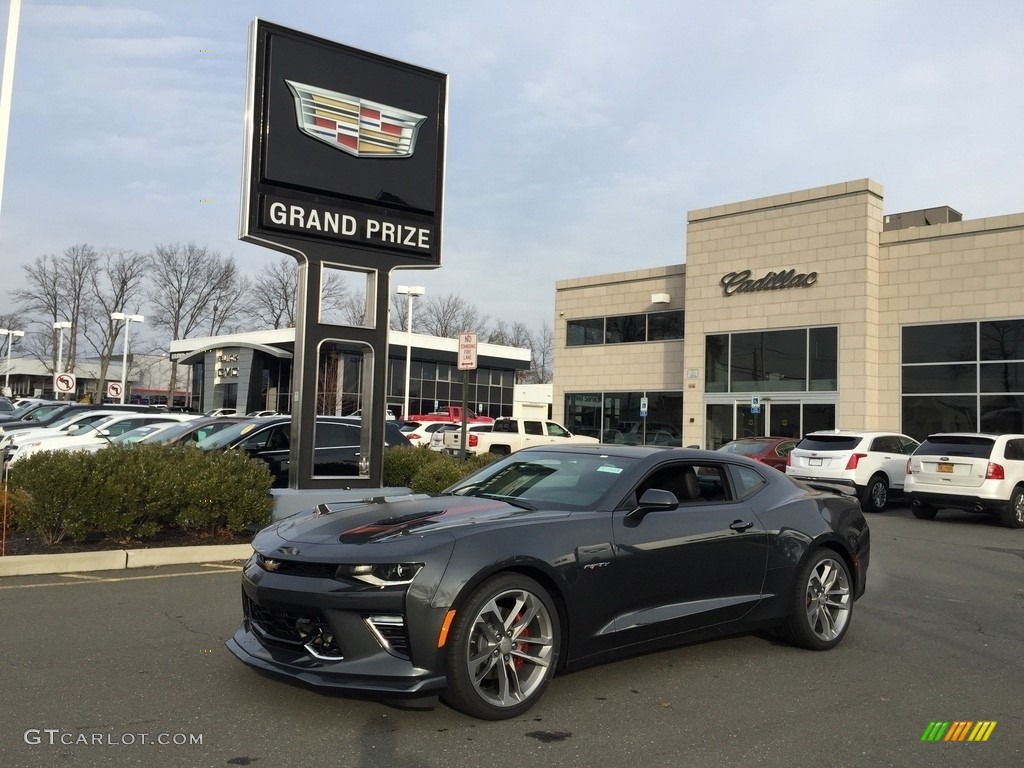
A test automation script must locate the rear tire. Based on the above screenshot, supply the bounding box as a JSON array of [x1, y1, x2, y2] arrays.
[[911, 502, 938, 520], [1000, 487, 1024, 529], [780, 549, 853, 651], [442, 573, 560, 720], [858, 475, 889, 513]]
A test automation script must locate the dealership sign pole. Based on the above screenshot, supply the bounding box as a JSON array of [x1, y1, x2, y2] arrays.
[[240, 20, 446, 489]]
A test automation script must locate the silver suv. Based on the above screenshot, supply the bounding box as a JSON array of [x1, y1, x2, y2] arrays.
[[786, 430, 920, 513], [905, 433, 1024, 528]]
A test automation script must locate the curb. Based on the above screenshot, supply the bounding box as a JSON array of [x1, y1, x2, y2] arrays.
[[0, 543, 253, 577]]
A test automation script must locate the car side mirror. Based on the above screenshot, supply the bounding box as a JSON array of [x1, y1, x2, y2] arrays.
[[628, 488, 679, 521]]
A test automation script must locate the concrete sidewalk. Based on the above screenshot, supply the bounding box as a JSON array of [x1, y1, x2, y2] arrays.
[[0, 543, 254, 577]]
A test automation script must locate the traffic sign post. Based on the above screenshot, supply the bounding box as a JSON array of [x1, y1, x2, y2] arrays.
[[640, 396, 649, 444], [457, 333, 478, 461], [53, 373, 77, 396]]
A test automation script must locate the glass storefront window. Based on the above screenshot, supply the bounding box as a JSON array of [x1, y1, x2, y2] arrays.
[[647, 311, 684, 341], [902, 322, 975, 364], [565, 391, 682, 445], [902, 364, 976, 394], [808, 327, 838, 391], [981, 319, 1024, 361], [980, 362, 1024, 392], [729, 329, 807, 393], [605, 315, 646, 344], [901, 395, 977, 440], [705, 334, 729, 393], [567, 318, 604, 346]]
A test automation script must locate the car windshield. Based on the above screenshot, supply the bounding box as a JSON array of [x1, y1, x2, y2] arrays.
[[446, 450, 638, 508], [196, 420, 264, 449], [111, 425, 167, 444]]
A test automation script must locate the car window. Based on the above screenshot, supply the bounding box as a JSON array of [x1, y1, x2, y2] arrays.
[[634, 462, 732, 506], [869, 436, 898, 453], [1005, 439, 1024, 461], [915, 436, 995, 458], [775, 440, 797, 457], [797, 435, 861, 451], [546, 422, 570, 438], [524, 422, 544, 436], [315, 423, 359, 448]]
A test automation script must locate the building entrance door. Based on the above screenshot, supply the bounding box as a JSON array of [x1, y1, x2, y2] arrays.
[[705, 399, 835, 449]]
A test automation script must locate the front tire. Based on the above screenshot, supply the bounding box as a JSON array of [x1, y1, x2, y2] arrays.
[[859, 475, 889, 513], [780, 549, 853, 651], [442, 573, 560, 720], [1000, 487, 1024, 529]]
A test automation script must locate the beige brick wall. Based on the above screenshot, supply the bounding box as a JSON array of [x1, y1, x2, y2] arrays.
[[552, 178, 1024, 445], [553, 266, 685, 423]]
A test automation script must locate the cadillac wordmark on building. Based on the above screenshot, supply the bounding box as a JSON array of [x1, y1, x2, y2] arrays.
[[720, 268, 818, 296]]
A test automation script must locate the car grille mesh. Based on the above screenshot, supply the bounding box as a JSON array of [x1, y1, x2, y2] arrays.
[[243, 594, 343, 660], [256, 553, 339, 579]]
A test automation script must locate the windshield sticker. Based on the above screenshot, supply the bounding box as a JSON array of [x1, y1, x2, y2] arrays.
[[240, 424, 256, 435], [597, 465, 623, 474]]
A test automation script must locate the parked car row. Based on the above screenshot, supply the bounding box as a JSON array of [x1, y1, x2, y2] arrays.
[[715, 428, 1024, 528]]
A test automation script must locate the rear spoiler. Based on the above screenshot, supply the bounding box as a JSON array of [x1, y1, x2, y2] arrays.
[[801, 480, 858, 498]]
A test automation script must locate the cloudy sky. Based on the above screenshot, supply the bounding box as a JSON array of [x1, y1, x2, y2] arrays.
[[1, 0, 1023, 340]]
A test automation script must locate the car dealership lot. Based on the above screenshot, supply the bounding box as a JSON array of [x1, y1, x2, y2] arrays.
[[1, 507, 1021, 768]]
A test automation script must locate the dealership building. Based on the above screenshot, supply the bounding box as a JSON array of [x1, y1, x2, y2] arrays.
[[554, 178, 1024, 448]]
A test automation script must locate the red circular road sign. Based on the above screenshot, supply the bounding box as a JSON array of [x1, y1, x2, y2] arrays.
[[53, 373, 77, 394]]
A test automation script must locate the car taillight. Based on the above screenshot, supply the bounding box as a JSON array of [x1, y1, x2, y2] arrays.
[[408, 434, 421, 440], [845, 453, 867, 470], [786, 452, 792, 467], [986, 462, 1005, 480], [469, 434, 478, 447], [905, 458, 913, 475]]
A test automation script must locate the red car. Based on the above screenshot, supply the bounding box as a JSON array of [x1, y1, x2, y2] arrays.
[[717, 436, 798, 471]]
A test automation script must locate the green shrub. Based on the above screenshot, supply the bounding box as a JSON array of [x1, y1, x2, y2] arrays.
[[6, 444, 273, 544], [382, 446, 445, 487], [409, 454, 467, 493]]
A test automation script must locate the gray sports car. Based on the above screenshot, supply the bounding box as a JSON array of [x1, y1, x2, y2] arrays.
[[228, 444, 870, 719]]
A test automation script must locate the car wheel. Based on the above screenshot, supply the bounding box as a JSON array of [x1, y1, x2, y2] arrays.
[[912, 502, 938, 520], [858, 475, 889, 513], [780, 549, 853, 651], [442, 573, 560, 720], [1000, 487, 1024, 529]]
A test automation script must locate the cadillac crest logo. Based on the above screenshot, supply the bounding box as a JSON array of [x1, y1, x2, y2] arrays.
[[285, 80, 426, 158]]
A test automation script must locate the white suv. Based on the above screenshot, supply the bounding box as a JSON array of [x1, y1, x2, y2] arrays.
[[785, 430, 920, 513], [905, 433, 1024, 529]]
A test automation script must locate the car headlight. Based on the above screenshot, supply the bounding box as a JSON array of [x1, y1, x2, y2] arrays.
[[337, 563, 423, 586]]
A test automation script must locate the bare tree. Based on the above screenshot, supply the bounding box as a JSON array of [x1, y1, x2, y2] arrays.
[[250, 258, 298, 329], [250, 258, 353, 329], [11, 244, 99, 373], [528, 322, 554, 384], [146, 242, 245, 404], [487, 319, 553, 383], [418, 292, 489, 338], [80, 248, 149, 391]]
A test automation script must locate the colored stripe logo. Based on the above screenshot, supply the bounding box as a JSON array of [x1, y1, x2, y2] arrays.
[[921, 721, 997, 742]]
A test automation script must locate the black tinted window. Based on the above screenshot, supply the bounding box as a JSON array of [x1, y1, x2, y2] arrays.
[[915, 436, 995, 459], [797, 435, 861, 451], [316, 423, 359, 448]]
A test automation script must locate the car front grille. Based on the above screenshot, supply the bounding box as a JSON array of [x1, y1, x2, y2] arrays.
[[243, 593, 343, 660], [255, 553, 339, 579]]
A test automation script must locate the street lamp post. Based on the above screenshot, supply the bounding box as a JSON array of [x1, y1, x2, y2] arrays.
[[0, 327, 25, 394], [395, 285, 424, 420], [53, 320, 72, 399], [110, 312, 144, 404]]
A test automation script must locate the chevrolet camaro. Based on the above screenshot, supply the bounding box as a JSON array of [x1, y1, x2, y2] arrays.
[[227, 444, 870, 719]]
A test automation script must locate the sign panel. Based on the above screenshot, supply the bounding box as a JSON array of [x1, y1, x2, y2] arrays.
[[751, 394, 761, 415], [457, 333, 478, 371], [107, 382, 123, 400], [53, 373, 76, 394], [241, 19, 447, 269], [640, 396, 649, 417]]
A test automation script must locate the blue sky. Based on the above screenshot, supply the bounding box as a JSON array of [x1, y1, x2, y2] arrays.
[[1, 0, 1023, 339]]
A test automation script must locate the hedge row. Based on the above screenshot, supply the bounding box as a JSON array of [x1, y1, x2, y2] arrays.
[[3, 444, 498, 546], [383, 446, 498, 492], [5, 444, 274, 544]]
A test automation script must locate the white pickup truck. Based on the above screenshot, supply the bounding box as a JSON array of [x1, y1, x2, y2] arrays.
[[443, 417, 599, 456]]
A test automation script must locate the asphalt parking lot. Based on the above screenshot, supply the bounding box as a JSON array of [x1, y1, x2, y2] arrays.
[[0, 503, 1021, 768]]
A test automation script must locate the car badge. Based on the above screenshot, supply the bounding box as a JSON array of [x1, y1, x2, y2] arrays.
[[263, 559, 281, 572], [285, 80, 427, 158]]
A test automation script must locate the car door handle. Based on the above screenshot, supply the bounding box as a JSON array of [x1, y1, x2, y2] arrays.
[[729, 520, 754, 532]]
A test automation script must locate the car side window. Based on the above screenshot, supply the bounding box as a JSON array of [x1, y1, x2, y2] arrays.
[[524, 421, 544, 436], [1005, 439, 1024, 461], [731, 466, 768, 499], [870, 436, 895, 453], [632, 462, 731, 506], [262, 425, 290, 450], [776, 440, 797, 458], [315, 423, 359, 448], [546, 422, 570, 437]]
